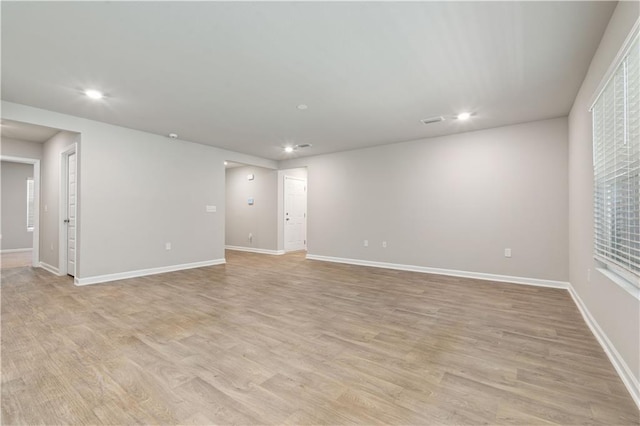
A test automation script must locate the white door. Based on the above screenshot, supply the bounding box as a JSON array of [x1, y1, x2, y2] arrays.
[[284, 176, 307, 252], [66, 152, 76, 276]]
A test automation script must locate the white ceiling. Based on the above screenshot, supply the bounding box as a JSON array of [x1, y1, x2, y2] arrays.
[[1, 2, 614, 160], [1, 119, 60, 143]]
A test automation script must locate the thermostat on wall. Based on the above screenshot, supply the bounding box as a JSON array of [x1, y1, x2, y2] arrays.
[[248, 198, 254, 205], [247, 174, 254, 180]]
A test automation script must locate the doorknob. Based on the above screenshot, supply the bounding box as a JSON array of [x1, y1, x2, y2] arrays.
[[63, 219, 70, 223], [286, 218, 290, 221]]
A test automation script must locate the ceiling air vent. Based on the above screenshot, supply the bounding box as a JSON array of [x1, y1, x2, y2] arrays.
[[296, 143, 312, 149], [420, 116, 445, 125]]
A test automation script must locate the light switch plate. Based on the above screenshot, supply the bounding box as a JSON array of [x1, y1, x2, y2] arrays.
[[206, 205, 216, 213]]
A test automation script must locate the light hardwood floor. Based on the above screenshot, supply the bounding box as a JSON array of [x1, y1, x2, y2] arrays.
[[1, 251, 638, 425], [0, 250, 32, 270]]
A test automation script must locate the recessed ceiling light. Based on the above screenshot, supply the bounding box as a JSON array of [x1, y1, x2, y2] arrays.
[[297, 104, 308, 110], [284, 146, 294, 153], [224, 161, 228, 166], [84, 89, 104, 100], [457, 112, 471, 120]]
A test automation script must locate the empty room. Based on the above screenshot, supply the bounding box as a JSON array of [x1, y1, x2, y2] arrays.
[[1, 1, 639, 425]]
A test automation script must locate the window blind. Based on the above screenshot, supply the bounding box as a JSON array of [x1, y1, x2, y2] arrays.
[[592, 35, 640, 285]]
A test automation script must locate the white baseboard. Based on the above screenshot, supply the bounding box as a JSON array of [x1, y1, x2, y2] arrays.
[[75, 259, 226, 286], [1, 248, 32, 254], [39, 262, 60, 275], [225, 245, 285, 256], [306, 254, 569, 289], [568, 284, 640, 409]]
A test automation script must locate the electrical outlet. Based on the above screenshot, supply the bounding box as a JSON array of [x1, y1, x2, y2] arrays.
[[504, 248, 512, 258], [249, 233, 253, 243], [363, 240, 368, 247], [165, 242, 172, 250], [382, 241, 387, 248]]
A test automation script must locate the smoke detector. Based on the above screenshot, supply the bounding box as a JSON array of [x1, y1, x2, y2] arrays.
[[168, 133, 178, 139]]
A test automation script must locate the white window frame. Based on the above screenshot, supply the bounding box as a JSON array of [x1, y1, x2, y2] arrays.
[[590, 20, 640, 291], [26, 177, 35, 231]]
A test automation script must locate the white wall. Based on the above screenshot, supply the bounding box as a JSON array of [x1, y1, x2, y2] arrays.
[[1, 138, 43, 160], [281, 117, 569, 282], [1, 161, 34, 250], [225, 165, 278, 251], [2, 101, 275, 282], [39, 131, 79, 270], [568, 1, 640, 398]]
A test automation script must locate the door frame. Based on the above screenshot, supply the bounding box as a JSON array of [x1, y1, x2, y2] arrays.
[[283, 175, 307, 252], [58, 144, 77, 276], [0, 155, 41, 267]]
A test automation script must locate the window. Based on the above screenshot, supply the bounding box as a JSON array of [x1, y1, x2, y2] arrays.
[[26, 178, 34, 231], [592, 30, 639, 287]]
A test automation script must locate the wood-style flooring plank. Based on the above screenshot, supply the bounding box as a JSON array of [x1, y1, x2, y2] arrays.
[[1, 250, 638, 425]]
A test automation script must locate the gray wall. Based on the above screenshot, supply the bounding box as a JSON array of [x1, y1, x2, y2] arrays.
[[2, 101, 275, 280], [281, 117, 569, 282], [568, 1, 639, 386], [1, 161, 34, 250], [1, 138, 43, 160], [39, 131, 79, 269], [225, 165, 278, 251]]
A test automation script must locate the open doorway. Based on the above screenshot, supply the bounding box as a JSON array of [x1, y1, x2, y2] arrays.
[[223, 162, 308, 256], [1, 119, 79, 277], [0, 158, 40, 268], [224, 161, 282, 255]]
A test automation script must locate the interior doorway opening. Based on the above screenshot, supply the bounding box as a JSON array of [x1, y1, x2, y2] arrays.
[[0, 157, 40, 268], [1, 119, 80, 278]]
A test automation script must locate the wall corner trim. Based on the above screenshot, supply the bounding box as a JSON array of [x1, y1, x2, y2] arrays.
[[225, 246, 285, 256], [74, 259, 226, 286], [568, 284, 640, 409], [38, 262, 60, 275], [305, 254, 569, 289]]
